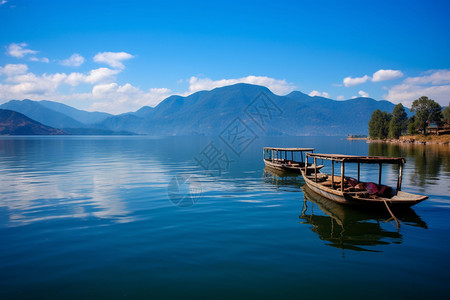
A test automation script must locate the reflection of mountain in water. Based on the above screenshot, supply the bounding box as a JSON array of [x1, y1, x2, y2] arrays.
[[300, 186, 427, 253], [262, 167, 304, 192]]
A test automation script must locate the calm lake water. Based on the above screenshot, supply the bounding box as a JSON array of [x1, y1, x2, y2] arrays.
[[0, 136, 449, 299]]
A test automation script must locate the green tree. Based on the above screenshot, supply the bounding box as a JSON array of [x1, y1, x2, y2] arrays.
[[389, 103, 408, 138], [408, 115, 417, 135], [410, 96, 442, 134], [443, 106, 450, 123], [381, 111, 392, 138], [368, 109, 391, 139]]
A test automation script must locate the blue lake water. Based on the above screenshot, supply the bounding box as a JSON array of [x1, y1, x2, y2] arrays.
[[0, 136, 449, 299]]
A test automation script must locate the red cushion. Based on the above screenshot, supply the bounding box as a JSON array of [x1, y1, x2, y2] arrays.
[[366, 182, 379, 195]]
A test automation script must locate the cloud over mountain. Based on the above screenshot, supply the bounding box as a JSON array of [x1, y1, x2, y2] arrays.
[[93, 52, 134, 69]]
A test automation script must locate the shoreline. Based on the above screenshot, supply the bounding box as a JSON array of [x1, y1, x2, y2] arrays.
[[367, 135, 450, 145]]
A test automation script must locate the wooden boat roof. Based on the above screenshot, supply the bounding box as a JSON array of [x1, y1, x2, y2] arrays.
[[306, 153, 405, 164], [264, 147, 315, 151]]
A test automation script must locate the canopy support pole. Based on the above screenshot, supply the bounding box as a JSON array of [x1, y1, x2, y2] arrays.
[[378, 163, 382, 186], [397, 163, 403, 191], [331, 160, 335, 189], [314, 157, 317, 182], [305, 154, 308, 175], [357, 163, 360, 183]]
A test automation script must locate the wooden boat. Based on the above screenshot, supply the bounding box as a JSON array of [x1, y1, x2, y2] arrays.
[[263, 147, 323, 175], [300, 153, 428, 208]]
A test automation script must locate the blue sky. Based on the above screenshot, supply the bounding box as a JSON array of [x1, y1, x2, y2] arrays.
[[1, 0, 449, 113]]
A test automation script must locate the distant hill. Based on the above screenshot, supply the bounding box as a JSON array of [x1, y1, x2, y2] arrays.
[[99, 83, 402, 135], [132, 106, 154, 117], [0, 109, 65, 135], [0, 100, 135, 135], [39, 100, 112, 124], [0, 99, 85, 129]]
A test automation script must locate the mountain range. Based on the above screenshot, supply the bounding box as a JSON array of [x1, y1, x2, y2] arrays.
[[0, 83, 403, 136]]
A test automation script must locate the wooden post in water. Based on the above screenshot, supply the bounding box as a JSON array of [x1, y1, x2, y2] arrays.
[[378, 163, 382, 186], [397, 163, 403, 191], [341, 161, 345, 191], [331, 160, 335, 189]]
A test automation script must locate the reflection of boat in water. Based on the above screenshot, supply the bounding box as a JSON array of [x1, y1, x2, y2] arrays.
[[263, 167, 303, 191], [300, 185, 427, 252], [263, 147, 324, 175]]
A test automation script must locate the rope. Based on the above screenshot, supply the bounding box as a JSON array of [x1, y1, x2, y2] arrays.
[[383, 199, 400, 230]]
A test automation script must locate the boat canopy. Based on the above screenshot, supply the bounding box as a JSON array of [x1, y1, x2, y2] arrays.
[[306, 153, 405, 164], [263, 147, 315, 152]]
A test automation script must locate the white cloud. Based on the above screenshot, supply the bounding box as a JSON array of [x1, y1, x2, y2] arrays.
[[343, 69, 404, 87], [29, 56, 50, 63], [93, 52, 134, 69], [0, 1, 8, 6], [65, 68, 120, 86], [403, 69, 450, 85], [92, 83, 119, 97], [61, 53, 85, 67], [372, 69, 403, 82], [385, 69, 450, 107], [2, 72, 67, 96], [343, 75, 370, 87], [309, 90, 330, 98], [188, 75, 296, 95], [149, 87, 171, 94], [6, 43, 37, 58], [358, 90, 369, 97], [90, 83, 172, 113], [84, 68, 120, 84], [0, 66, 121, 104], [0, 64, 28, 76], [337, 95, 345, 100]]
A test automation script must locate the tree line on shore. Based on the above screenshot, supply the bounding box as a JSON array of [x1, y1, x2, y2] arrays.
[[368, 96, 450, 139]]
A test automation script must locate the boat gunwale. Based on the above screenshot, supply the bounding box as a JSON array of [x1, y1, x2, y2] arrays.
[[306, 153, 405, 164], [264, 158, 324, 173]]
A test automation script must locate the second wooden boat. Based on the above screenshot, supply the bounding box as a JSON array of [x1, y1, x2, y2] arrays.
[[263, 147, 324, 175]]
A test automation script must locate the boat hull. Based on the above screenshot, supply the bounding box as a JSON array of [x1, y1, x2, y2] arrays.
[[301, 170, 428, 208], [264, 159, 322, 175]]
